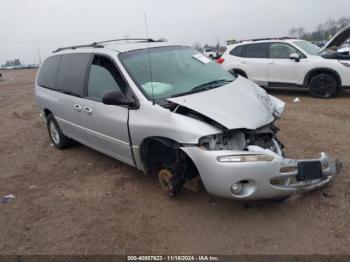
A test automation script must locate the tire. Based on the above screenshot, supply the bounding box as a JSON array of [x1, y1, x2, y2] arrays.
[[47, 114, 71, 149], [309, 73, 338, 99]]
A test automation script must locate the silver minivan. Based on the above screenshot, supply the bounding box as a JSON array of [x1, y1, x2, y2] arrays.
[[35, 39, 340, 200]]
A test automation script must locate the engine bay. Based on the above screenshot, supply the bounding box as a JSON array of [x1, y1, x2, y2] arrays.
[[198, 123, 284, 155]]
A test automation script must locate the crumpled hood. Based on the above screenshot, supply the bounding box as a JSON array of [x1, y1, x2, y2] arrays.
[[321, 25, 350, 52], [167, 76, 285, 130]]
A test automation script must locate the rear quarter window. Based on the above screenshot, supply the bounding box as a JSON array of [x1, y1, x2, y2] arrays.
[[229, 45, 244, 57], [56, 53, 91, 97], [37, 55, 62, 89]]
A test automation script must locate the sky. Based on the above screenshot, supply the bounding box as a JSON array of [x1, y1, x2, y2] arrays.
[[1, 0, 350, 64]]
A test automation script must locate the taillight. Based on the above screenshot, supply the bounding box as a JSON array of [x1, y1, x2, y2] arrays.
[[217, 57, 225, 64]]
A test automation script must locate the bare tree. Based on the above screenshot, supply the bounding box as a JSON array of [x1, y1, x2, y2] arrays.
[[192, 42, 203, 52], [289, 17, 350, 41]]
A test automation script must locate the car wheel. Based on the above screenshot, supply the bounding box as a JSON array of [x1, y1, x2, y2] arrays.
[[47, 114, 71, 149], [309, 73, 338, 99], [158, 168, 175, 197]]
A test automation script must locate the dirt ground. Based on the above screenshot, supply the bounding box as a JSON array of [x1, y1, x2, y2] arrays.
[[0, 69, 349, 255]]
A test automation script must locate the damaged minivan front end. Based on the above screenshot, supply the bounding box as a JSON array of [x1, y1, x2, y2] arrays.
[[166, 78, 340, 200], [181, 129, 340, 200]]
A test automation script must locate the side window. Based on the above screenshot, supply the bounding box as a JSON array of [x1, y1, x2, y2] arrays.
[[270, 43, 301, 59], [245, 43, 268, 58], [56, 53, 91, 97], [37, 55, 61, 89], [229, 45, 244, 57], [87, 55, 125, 101]]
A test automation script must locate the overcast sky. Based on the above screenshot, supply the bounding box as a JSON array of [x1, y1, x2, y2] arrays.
[[1, 0, 350, 64]]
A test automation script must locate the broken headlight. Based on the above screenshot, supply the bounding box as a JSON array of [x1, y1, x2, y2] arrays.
[[198, 131, 246, 151]]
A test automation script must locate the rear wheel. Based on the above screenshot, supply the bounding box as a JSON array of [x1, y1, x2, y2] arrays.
[[309, 73, 338, 98], [47, 114, 71, 149]]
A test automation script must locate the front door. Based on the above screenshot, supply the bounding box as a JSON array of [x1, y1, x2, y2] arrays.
[[81, 54, 134, 166], [267, 42, 306, 86]]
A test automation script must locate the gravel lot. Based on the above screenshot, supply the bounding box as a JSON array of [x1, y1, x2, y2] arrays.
[[0, 69, 349, 255]]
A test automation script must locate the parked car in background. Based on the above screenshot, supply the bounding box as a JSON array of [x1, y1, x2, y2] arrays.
[[35, 39, 340, 201], [215, 47, 226, 59], [338, 40, 350, 54], [202, 48, 216, 58], [219, 26, 350, 98]]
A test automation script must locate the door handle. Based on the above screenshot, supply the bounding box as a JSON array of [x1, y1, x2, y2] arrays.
[[268, 62, 275, 65], [73, 104, 82, 112], [240, 61, 247, 64], [83, 106, 92, 115]]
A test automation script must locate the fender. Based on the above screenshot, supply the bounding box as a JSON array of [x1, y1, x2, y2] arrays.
[[303, 68, 342, 88], [230, 68, 248, 78]]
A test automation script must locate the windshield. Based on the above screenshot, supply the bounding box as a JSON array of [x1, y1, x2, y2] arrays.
[[119, 46, 235, 100], [293, 40, 321, 55]]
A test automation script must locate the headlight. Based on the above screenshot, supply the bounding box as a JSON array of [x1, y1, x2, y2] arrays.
[[198, 131, 246, 151], [217, 154, 274, 162]]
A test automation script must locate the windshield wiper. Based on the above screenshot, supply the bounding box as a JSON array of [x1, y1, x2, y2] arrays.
[[170, 79, 233, 98]]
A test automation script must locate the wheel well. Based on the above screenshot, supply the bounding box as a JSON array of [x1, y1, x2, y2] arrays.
[[304, 68, 341, 89], [139, 137, 199, 179], [43, 109, 53, 119], [230, 69, 247, 78]]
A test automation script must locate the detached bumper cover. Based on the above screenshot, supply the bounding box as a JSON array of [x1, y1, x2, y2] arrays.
[[181, 146, 341, 200]]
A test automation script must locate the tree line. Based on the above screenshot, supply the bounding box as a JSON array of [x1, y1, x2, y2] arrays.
[[3, 59, 22, 67], [289, 17, 350, 41]]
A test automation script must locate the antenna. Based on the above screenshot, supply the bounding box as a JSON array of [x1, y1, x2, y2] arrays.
[[144, 12, 155, 105], [37, 48, 42, 65]]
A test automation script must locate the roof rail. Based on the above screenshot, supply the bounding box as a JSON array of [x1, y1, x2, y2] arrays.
[[52, 38, 166, 53], [53, 43, 104, 53], [236, 36, 297, 44], [95, 38, 165, 45]]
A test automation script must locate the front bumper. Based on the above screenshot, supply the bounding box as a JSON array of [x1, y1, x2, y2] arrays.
[[181, 145, 341, 200]]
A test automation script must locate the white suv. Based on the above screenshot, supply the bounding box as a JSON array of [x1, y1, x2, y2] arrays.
[[202, 48, 216, 59], [219, 26, 350, 98]]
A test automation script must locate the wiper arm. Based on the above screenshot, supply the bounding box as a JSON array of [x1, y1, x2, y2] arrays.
[[170, 79, 233, 98], [191, 79, 233, 92]]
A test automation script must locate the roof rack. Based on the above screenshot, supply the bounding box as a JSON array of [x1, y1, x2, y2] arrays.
[[53, 43, 104, 53], [53, 38, 165, 53], [94, 38, 165, 45], [236, 36, 297, 44]]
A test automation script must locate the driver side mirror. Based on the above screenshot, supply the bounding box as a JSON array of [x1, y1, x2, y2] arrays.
[[289, 53, 300, 62], [102, 90, 135, 107]]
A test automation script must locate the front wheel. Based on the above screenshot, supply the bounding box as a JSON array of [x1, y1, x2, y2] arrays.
[[47, 114, 71, 149], [309, 73, 338, 99]]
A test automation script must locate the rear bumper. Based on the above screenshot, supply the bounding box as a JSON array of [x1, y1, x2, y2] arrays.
[[181, 146, 341, 200]]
